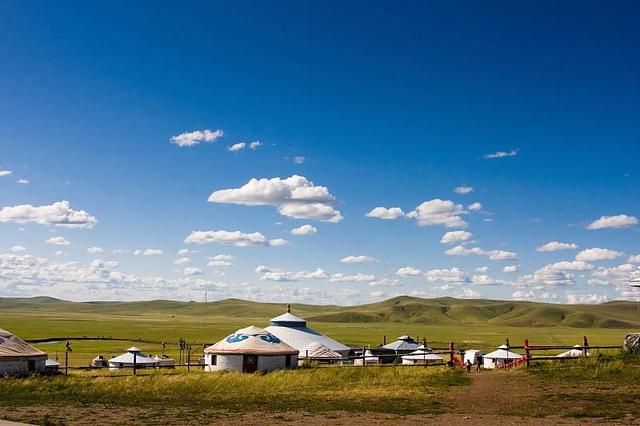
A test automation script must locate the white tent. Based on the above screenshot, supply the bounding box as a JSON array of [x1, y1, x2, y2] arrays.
[[401, 348, 444, 365], [556, 345, 590, 358], [483, 344, 523, 369], [382, 335, 422, 353], [265, 311, 351, 356], [108, 347, 159, 369], [0, 328, 47, 375], [353, 349, 381, 365], [204, 325, 298, 373], [299, 341, 343, 365]]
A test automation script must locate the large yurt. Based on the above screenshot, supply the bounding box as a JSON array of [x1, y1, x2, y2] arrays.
[[483, 344, 523, 369], [265, 309, 351, 356], [299, 341, 343, 365], [401, 348, 444, 365], [0, 328, 47, 375], [204, 326, 299, 373], [108, 347, 159, 369], [382, 335, 422, 353]]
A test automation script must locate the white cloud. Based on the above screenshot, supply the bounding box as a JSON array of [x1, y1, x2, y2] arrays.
[[483, 149, 517, 159], [184, 267, 204, 276], [440, 230, 473, 244], [174, 257, 190, 265], [184, 230, 287, 247], [134, 248, 163, 256], [330, 273, 376, 283], [406, 199, 467, 228], [268, 238, 289, 247], [290, 224, 317, 236], [370, 290, 386, 298], [228, 142, 246, 152], [170, 129, 224, 147], [471, 275, 495, 285], [396, 266, 422, 276], [520, 268, 574, 286], [468, 202, 482, 212], [628, 255, 640, 264], [86, 246, 104, 254], [512, 290, 558, 302], [10, 245, 27, 252], [17, 179, 29, 184], [45, 236, 70, 246], [340, 255, 378, 264], [459, 288, 481, 299], [425, 267, 469, 283], [454, 186, 473, 195], [476, 266, 490, 273], [587, 214, 638, 230], [259, 267, 329, 282], [503, 265, 518, 273], [0, 169, 12, 177], [536, 241, 579, 252], [249, 141, 262, 149], [589, 264, 640, 286], [365, 207, 405, 220], [293, 156, 306, 164], [0, 201, 97, 228], [547, 260, 593, 271], [209, 176, 342, 223], [575, 248, 623, 262], [566, 293, 608, 304], [177, 248, 190, 256], [444, 245, 517, 260]]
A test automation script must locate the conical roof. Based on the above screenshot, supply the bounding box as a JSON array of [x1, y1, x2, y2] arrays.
[[205, 326, 298, 355], [270, 312, 307, 327], [0, 328, 47, 359], [301, 342, 342, 359], [484, 345, 522, 360], [402, 349, 444, 361]]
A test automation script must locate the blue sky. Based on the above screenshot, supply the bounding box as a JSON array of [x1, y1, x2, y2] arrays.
[[1, 1, 639, 304]]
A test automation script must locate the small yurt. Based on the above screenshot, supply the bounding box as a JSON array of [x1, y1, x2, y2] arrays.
[[353, 349, 381, 365], [204, 326, 298, 373], [463, 349, 484, 365], [265, 308, 351, 356], [108, 347, 159, 369], [483, 344, 523, 369], [299, 341, 343, 365], [401, 348, 444, 365], [382, 335, 422, 353], [152, 354, 176, 368], [91, 355, 108, 367], [556, 345, 590, 358], [0, 328, 47, 375]]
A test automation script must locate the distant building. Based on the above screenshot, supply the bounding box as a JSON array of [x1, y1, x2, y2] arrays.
[[108, 347, 159, 369], [265, 309, 351, 356], [204, 326, 298, 373], [463, 349, 484, 365], [0, 328, 47, 375]]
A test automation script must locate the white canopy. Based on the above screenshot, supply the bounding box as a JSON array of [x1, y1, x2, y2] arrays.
[[484, 344, 522, 360], [205, 325, 298, 355]]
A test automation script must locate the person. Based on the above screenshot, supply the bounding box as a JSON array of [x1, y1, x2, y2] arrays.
[[476, 357, 481, 373], [466, 359, 472, 373]]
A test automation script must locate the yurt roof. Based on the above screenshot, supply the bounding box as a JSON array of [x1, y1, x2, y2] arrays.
[[301, 342, 342, 359], [46, 359, 61, 367], [205, 325, 299, 355], [402, 349, 444, 361], [382, 338, 422, 351], [557, 346, 590, 358], [108, 351, 158, 365], [265, 324, 350, 354], [483, 346, 522, 360], [0, 328, 47, 360], [127, 346, 142, 352], [270, 312, 307, 326]]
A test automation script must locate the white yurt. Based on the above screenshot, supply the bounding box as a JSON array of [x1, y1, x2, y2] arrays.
[[0, 328, 47, 375], [353, 349, 381, 365], [401, 348, 444, 365], [152, 354, 176, 368], [265, 309, 351, 356], [108, 347, 159, 369], [382, 335, 422, 353], [556, 345, 590, 358], [299, 341, 343, 365], [204, 326, 299, 373], [463, 349, 484, 365], [483, 344, 523, 369]]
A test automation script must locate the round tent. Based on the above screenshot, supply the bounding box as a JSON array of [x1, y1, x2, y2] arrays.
[[108, 347, 159, 369], [401, 348, 444, 365], [299, 341, 343, 365], [265, 311, 351, 356], [483, 344, 523, 369], [204, 325, 298, 373], [0, 328, 47, 375], [556, 345, 590, 358], [382, 335, 422, 353]]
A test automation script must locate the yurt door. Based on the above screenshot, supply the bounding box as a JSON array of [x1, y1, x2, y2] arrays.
[[243, 355, 258, 373]]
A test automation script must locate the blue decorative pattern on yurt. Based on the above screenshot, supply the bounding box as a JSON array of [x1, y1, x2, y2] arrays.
[[226, 332, 281, 344]]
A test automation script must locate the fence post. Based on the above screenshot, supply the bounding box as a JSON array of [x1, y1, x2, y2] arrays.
[[362, 346, 366, 367], [449, 341, 454, 366], [524, 339, 530, 368], [583, 336, 589, 358]]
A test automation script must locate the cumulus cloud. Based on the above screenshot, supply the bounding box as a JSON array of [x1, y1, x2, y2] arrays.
[[566, 293, 608, 304], [407, 199, 468, 228], [0, 169, 12, 177], [476, 266, 490, 273], [0, 201, 97, 228], [454, 186, 473, 195], [228, 142, 246, 152], [468, 202, 482, 212], [184, 267, 203, 276], [330, 273, 376, 283], [425, 267, 469, 283], [86, 246, 104, 254], [587, 214, 638, 230], [184, 230, 287, 247], [547, 260, 593, 271], [134, 248, 163, 256], [444, 245, 517, 260], [575, 248, 623, 262], [396, 266, 422, 276], [459, 288, 481, 299], [340, 255, 378, 264], [483, 149, 517, 159], [503, 265, 518, 273], [589, 264, 640, 286], [471, 275, 496, 285], [208, 254, 235, 267], [249, 141, 262, 149], [290, 224, 317, 236], [365, 207, 405, 220], [10, 245, 27, 252], [170, 129, 224, 147], [177, 248, 190, 256], [293, 156, 306, 164], [174, 257, 190, 265], [209, 176, 342, 223], [257, 266, 329, 282], [537, 241, 579, 252], [45, 236, 70, 246], [440, 230, 473, 244], [628, 255, 640, 264], [520, 268, 574, 286], [17, 179, 29, 184]]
